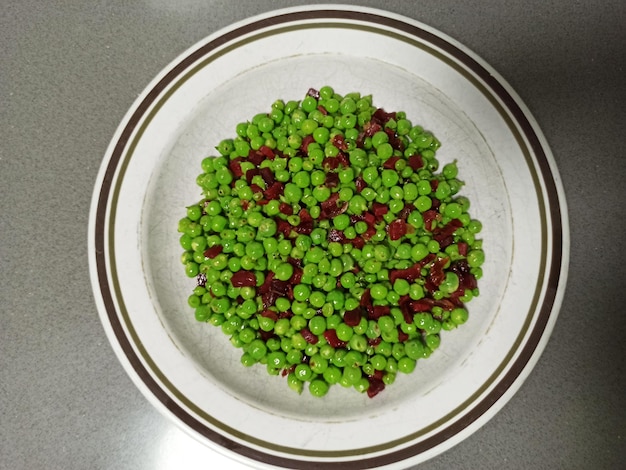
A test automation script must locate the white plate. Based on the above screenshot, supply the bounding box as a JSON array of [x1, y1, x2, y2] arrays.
[[88, 5, 569, 469]]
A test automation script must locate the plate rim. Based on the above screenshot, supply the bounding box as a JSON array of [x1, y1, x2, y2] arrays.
[[88, 4, 570, 468]]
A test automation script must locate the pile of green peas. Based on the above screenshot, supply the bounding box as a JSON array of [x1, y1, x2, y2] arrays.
[[178, 86, 484, 398]]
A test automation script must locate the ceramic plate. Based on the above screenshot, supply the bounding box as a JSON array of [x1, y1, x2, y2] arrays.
[[88, 5, 569, 469]]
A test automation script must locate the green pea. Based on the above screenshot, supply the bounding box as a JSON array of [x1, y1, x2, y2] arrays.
[[467, 249, 485, 267], [323, 365, 342, 384], [309, 379, 330, 397]]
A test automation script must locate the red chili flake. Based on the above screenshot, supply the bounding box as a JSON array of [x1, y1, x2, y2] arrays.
[[320, 193, 348, 219], [383, 156, 401, 169], [228, 157, 245, 178], [326, 228, 344, 243], [407, 154, 423, 170], [433, 219, 464, 243], [389, 254, 436, 284], [203, 245, 223, 259], [307, 88, 320, 99], [279, 202, 293, 215], [332, 134, 348, 151], [423, 210, 439, 232], [360, 288, 372, 308], [296, 209, 310, 224], [249, 183, 263, 194], [261, 309, 278, 321], [355, 176, 367, 192], [291, 267, 303, 285], [343, 309, 362, 327], [371, 369, 385, 380], [408, 298, 435, 313], [356, 132, 366, 148], [259, 145, 275, 159], [244, 167, 259, 184], [372, 108, 397, 123], [368, 305, 390, 320], [322, 156, 340, 170], [363, 212, 376, 226], [351, 236, 365, 249], [434, 299, 456, 311], [388, 219, 408, 241], [428, 256, 449, 287], [438, 236, 454, 249], [385, 128, 405, 151], [259, 271, 274, 295], [300, 135, 315, 154], [350, 214, 363, 225], [399, 203, 416, 221], [230, 270, 256, 287], [264, 182, 284, 200], [367, 337, 382, 346], [367, 377, 385, 399], [371, 202, 389, 218], [336, 152, 350, 168], [323, 329, 347, 348], [247, 151, 265, 166], [276, 219, 292, 237], [430, 179, 439, 191], [259, 330, 276, 341], [458, 242, 469, 257], [317, 104, 328, 115], [301, 328, 319, 345], [397, 329, 409, 342], [363, 121, 382, 137], [294, 221, 314, 235], [363, 226, 377, 240], [279, 311, 295, 321], [281, 364, 296, 377], [325, 172, 340, 188], [259, 167, 275, 186]]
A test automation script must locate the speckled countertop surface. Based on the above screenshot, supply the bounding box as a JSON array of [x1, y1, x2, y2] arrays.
[[2, 1, 625, 469]]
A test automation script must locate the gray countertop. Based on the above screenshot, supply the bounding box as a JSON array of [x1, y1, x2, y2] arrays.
[[2, 1, 625, 469]]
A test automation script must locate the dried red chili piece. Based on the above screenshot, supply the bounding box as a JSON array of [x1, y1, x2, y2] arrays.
[[264, 182, 284, 200], [300, 135, 315, 154], [279, 202, 293, 215], [247, 151, 265, 166], [260, 309, 278, 321], [423, 210, 440, 232], [332, 134, 348, 151], [259, 145, 275, 159], [355, 176, 367, 192], [371, 202, 388, 218], [368, 305, 390, 320], [301, 328, 319, 344], [259, 167, 275, 186], [383, 156, 401, 169], [203, 245, 223, 259], [388, 219, 408, 241], [228, 157, 245, 178], [407, 154, 423, 170], [343, 309, 362, 327], [325, 172, 340, 188], [230, 270, 256, 287], [323, 329, 347, 348], [428, 256, 449, 287], [367, 377, 385, 398]]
